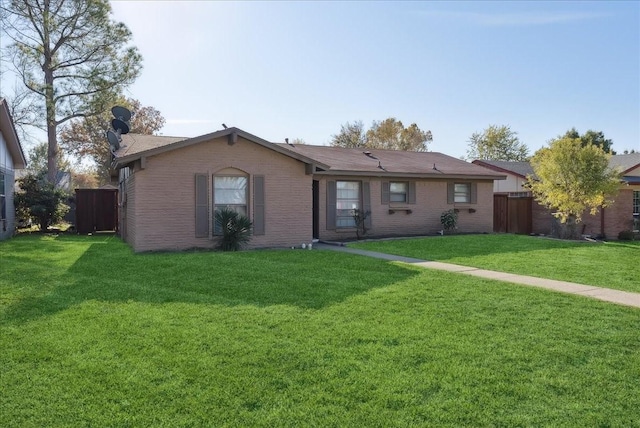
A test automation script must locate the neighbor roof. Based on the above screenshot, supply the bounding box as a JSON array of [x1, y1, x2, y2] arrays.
[[471, 160, 534, 179], [609, 153, 640, 174], [0, 98, 27, 169], [278, 144, 505, 179]]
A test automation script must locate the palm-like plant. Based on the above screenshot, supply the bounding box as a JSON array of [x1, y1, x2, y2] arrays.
[[214, 208, 253, 251]]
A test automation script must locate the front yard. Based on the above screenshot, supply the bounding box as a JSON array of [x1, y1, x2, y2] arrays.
[[1, 235, 639, 426], [351, 234, 640, 293]]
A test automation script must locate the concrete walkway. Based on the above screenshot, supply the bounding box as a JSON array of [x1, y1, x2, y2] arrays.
[[316, 243, 640, 309]]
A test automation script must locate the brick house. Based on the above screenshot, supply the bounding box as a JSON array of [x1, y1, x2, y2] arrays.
[[474, 155, 640, 238], [114, 127, 505, 252], [0, 98, 27, 240]]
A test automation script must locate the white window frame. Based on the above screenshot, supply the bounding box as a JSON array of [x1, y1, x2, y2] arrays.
[[336, 181, 360, 228], [389, 181, 408, 203], [213, 175, 248, 235], [454, 183, 471, 203]]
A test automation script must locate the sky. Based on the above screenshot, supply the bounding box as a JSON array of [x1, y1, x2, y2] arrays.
[[2, 1, 640, 158]]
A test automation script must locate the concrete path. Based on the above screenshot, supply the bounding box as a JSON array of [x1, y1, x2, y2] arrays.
[[316, 243, 640, 309]]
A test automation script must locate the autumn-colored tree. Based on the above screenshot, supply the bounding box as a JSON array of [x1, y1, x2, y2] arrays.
[[366, 118, 431, 151], [1, 0, 142, 184], [331, 118, 431, 151], [466, 125, 529, 161], [527, 137, 621, 238], [60, 98, 165, 184]]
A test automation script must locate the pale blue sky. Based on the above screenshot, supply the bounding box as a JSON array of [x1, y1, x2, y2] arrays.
[[4, 1, 640, 158]]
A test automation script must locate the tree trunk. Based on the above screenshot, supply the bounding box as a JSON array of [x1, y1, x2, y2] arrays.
[[552, 215, 580, 240], [43, 4, 58, 185]]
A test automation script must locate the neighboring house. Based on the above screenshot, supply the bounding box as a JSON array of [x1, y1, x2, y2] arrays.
[[0, 98, 27, 240], [113, 127, 505, 252], [474, 155, 640, 238]]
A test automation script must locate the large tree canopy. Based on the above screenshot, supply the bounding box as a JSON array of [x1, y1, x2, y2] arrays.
[[331, 118, 432, 151], [563, 128, 614, 154], [60, 98, 165, 184], [527, 137, 620, 228], [466, 124, 529, 161], [0, 0, 142, 183]]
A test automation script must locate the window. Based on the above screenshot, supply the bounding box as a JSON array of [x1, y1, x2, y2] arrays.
[[336, 181, 359, 228], [390, 182, 408, 203], [454, 183, 470, 203], [214, 176, 247, 234]]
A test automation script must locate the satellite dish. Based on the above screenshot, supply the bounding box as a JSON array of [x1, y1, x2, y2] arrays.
[[106, 130, 121, 151], [111, 106, 132, 122], [111, 118, 130, 134]]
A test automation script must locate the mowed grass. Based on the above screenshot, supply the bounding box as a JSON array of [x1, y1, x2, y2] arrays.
[[351, 234, 640, 293], [1, 235, 639, 427]]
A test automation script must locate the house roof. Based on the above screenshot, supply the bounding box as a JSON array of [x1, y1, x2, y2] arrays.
[[113, 127, 327, 170], [112, 126, 504, 180], [0, 98, 27, 169], [609, 153, 640, 174], [474, 154, 640, 179], [277, 144, 505, 179], [471, 160, 534, 179]]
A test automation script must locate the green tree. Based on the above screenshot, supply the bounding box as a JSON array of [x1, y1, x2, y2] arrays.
[[466, 125, 529, 161], [563, 128, 614, 154], [527, 137, 620, 238], [330, 121, 366, 148], [331, 118, 432, 151], [14, 173, 69, 231], [0, 0, 142, 184], [25, 142, 71, 178], [60, 98, 165, 184]]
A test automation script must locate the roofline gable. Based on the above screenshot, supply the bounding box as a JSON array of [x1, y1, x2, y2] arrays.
[[0, 98, 27, 169], [113, 127, 329, 170], [472, 160, 529, 179]]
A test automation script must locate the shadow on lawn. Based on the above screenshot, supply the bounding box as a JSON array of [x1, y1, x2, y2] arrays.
[[1, 240, 419, 325]]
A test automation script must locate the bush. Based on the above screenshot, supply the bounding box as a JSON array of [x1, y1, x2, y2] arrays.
[[14, 173, 69, 231], [351, 209, 371, 240], [617, 230, 635, 241], [214, 208, 252, 251], [440, 209, 458, 232]]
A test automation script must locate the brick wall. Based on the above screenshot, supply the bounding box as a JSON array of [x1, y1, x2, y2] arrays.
[[317, 177, 494, 241], [127, 136, 312, 252]]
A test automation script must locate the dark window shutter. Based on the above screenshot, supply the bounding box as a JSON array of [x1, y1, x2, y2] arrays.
[[470, 182, 478, 204], [408, 181, 416, 204], [326, 181, 336, 230], [447, 182, 454, 204], [253, 175, 265, 235], [195, 174, 209, 237], [381, 181, 390, 204], [363, 181, 372, 229]]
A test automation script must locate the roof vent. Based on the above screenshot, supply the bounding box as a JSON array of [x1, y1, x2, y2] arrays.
[[363, 151, 377, 159]]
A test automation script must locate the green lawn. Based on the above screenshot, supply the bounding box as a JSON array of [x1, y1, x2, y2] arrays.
[[351, 234, 640, 293], [2, 235, 639, 426]]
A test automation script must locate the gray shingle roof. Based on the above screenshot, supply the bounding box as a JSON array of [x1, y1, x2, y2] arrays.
[[277, 144, 503, 178], [472, 160, 534, 178]]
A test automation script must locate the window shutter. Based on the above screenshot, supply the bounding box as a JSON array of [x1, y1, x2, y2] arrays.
[[447, 182, 454, 204], [381, 181, 390, 204], [363, 181, 372, 229], [326, 181, 336, 230], [470, 182, 478, 204], [408, 181, 416, 204], [253, 175, 265, 235], [195, 174, 209, 237]]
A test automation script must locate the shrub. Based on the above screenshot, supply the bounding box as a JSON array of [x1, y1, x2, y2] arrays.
[[214, 208, 253, 251], [618, 230, 635, 241], [440, 209, 458, 232], [14, 173, 69, 231], [352, 209, 371, 240]]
